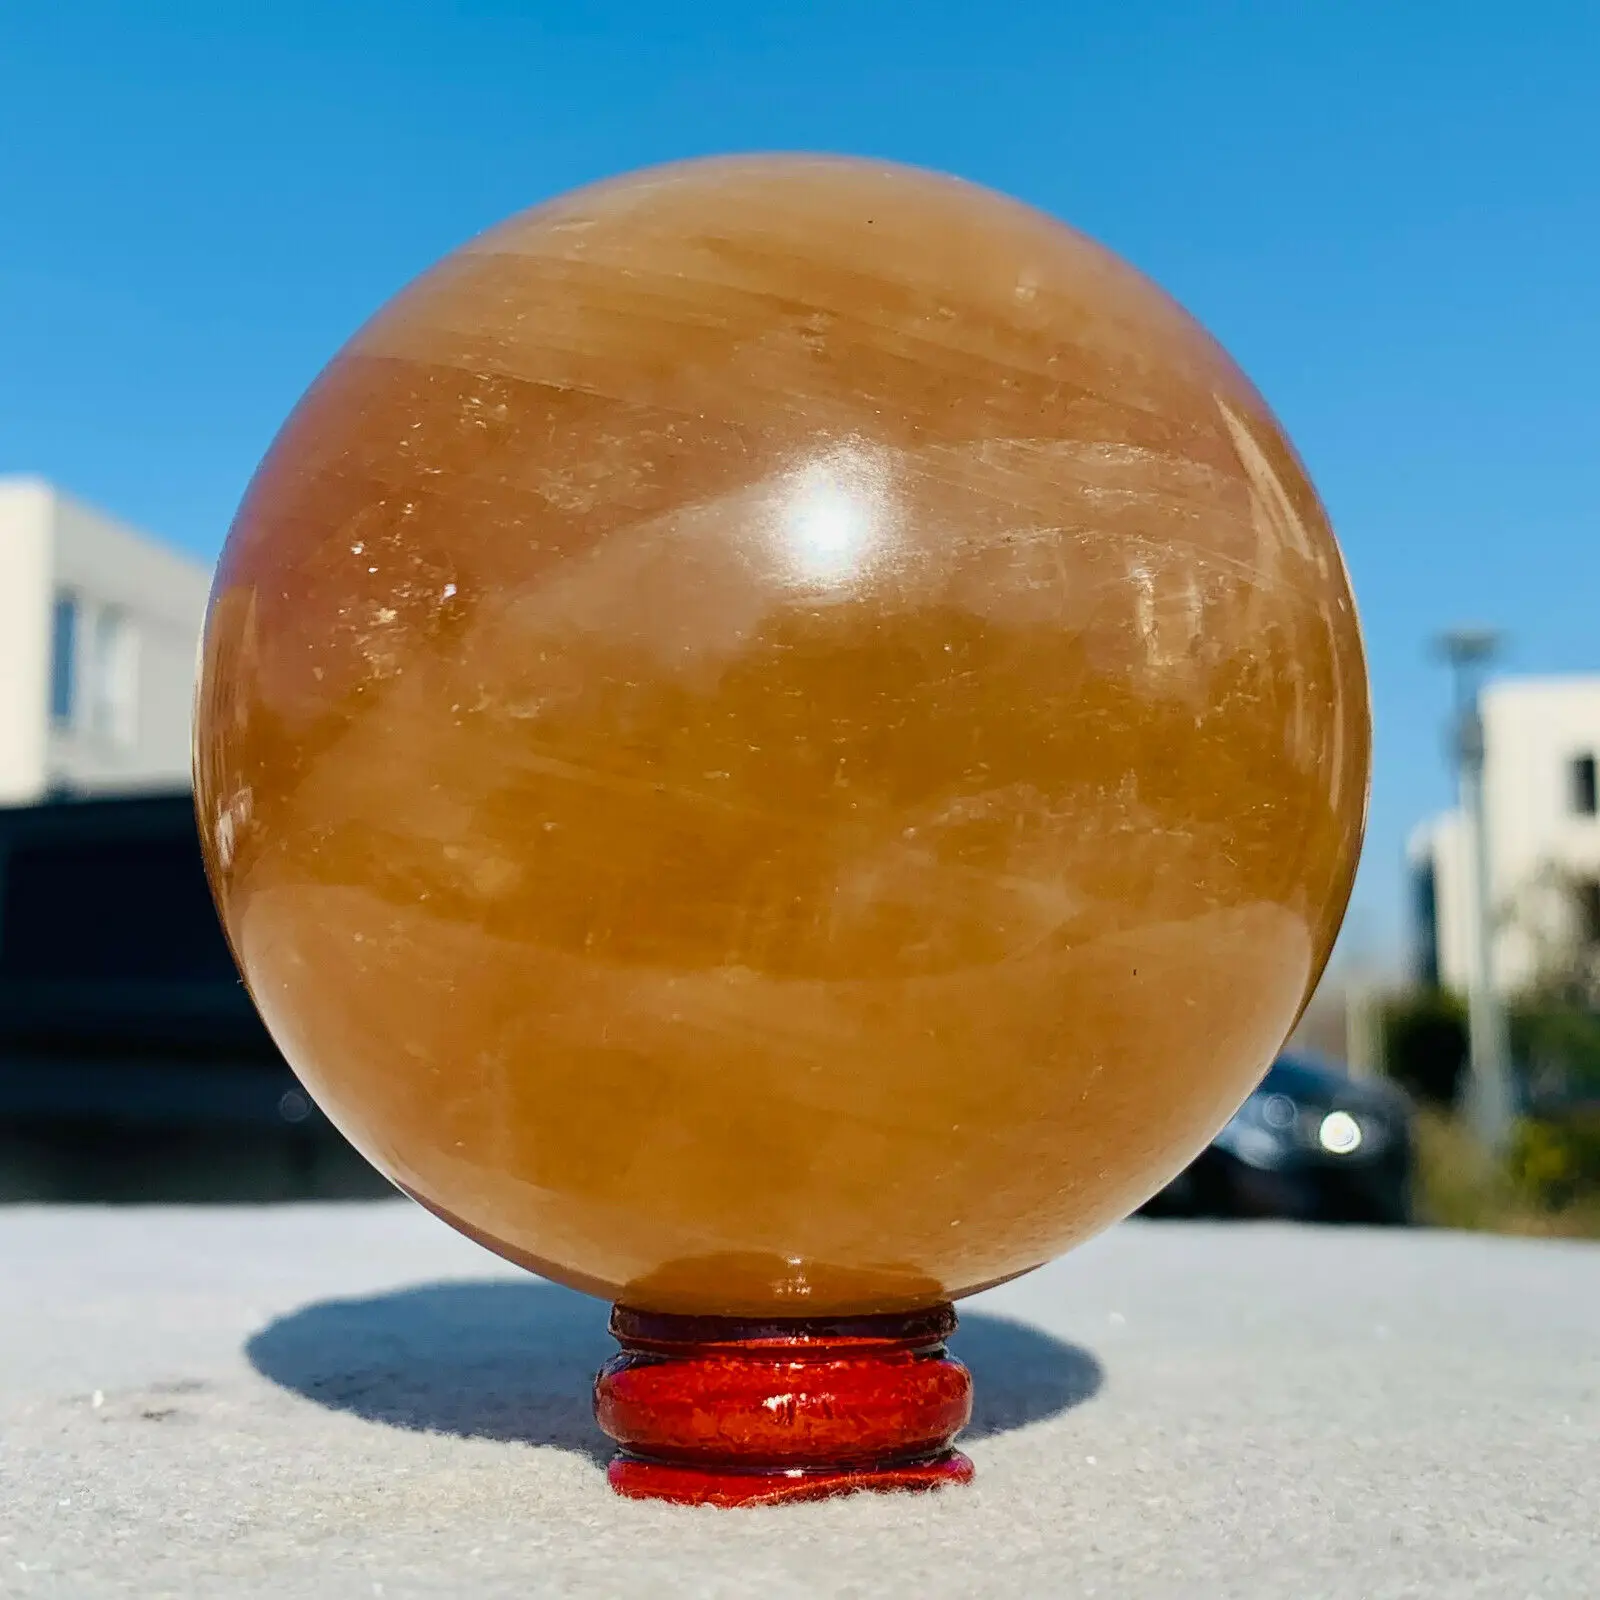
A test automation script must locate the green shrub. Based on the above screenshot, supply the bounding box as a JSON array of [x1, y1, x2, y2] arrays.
[[1511, 1005, 1600, 1100], [1381, 990, 1467, 1106], [1412, 1109, 1514, 1229], [1508, 1112, 1600, 1209], [1383, 988, 1600, 1108], [1414, 1108, 1600, 1238]]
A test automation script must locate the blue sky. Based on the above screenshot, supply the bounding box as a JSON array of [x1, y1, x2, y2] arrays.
[[2, 2, 1596, 965]]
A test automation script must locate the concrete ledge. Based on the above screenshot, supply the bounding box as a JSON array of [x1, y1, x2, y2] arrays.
[[3, 1204, 1596, 1597]]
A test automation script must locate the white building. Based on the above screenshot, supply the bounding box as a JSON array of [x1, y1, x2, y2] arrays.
[[0, 477, 211, 805], [1411, 676, 1600, 995]]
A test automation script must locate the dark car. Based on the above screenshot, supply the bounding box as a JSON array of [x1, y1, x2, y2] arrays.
[[1143, 1053, 1415, 1225]]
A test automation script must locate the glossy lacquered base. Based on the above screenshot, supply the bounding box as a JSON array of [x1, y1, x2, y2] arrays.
[[592, 1304, 975, 1508]]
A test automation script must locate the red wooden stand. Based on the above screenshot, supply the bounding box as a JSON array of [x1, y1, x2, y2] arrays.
[[593, 1303, 975, 1507]]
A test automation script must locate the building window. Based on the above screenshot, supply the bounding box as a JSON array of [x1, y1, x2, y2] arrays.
[[1571, 754, 1598, 818], [49, 594, 78, 727], [90, 607, 139, 748]]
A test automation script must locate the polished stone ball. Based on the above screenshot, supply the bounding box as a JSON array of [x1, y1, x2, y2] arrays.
[[195, 155, 1369, 1315]]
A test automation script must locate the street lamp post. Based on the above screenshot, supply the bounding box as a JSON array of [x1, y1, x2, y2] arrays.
[[1438, 629, 1515, 1153]]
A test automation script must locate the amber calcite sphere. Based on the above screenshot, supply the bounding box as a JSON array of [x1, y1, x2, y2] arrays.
[[196, 155, 1368, 1316]]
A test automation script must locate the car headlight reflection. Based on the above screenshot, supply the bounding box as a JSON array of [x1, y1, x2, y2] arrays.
[[1260, 1094, 1297, 1130], [1317, 1110, 1363, 1155]]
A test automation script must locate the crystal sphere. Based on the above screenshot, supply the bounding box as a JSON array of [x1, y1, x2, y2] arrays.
[[195, 156, 1368, 1315]]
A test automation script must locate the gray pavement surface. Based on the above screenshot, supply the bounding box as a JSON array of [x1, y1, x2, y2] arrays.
[[1, 1202, 1596, 1599]]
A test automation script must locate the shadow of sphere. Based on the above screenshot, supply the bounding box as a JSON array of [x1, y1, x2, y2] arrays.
[[247, 1281, 1102, 1462], [953, 1313, 1104, 1440], [247, 1280, 614, 1464]]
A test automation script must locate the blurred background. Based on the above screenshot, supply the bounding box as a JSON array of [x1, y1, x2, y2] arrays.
[[1, 2, 1596, 1227]]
